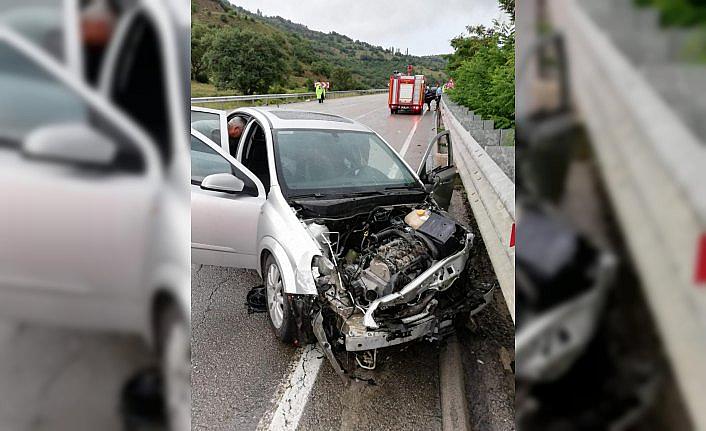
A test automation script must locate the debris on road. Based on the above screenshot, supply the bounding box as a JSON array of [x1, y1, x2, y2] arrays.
[[246, 285, 267, 314]]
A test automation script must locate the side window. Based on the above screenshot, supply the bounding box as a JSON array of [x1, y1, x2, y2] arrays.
[[191, 110, 222, 146], [241, 122, 270, 191], [108, 13, 169, 164], [191, 134, 258, 195], [190, 135, 231, 184], [0, 39, 143, 172], [0, 2, 66, 64]]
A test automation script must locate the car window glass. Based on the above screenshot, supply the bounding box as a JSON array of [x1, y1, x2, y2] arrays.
[[191, 133, 259, 195], [191, 110, 219, 124], [0, 1, 65, 64], [0, 40, 143, 172], [190, 135, 232, 183], [192, 117, 222, 146], [241, 122, 270, 191], [109, 13, 170, 164]]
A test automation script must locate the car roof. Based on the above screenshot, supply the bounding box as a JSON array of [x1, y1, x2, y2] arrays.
[[238, 107, 373, 133]]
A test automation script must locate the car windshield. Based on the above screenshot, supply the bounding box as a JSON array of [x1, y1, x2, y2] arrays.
[[274, 129, 420, 196]]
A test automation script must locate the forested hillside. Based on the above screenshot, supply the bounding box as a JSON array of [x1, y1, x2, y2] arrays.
[[191, 0, 447, 94]]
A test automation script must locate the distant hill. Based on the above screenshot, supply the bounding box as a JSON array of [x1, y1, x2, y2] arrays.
[[192, 0, 448, 91]]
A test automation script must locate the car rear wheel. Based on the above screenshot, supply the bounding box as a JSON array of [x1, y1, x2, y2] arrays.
[[265, 255, 296, 343]]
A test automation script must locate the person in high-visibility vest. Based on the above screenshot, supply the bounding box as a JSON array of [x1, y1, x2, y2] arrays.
[[316, 82, 325, 103]]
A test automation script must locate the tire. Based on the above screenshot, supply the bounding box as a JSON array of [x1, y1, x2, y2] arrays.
[[158, 306, 190, 431], [264, 255, 297, 343], [390, 108, 395, 115]]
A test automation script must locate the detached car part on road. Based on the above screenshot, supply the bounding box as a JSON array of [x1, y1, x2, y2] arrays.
[[190, 107, 493, 376]]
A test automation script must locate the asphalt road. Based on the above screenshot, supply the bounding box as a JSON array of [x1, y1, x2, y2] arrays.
[[191, 93, 515, 430], [0, 319, 154, 431]]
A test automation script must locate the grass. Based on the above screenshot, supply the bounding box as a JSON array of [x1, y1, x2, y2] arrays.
[[191, 81, 236, 98]]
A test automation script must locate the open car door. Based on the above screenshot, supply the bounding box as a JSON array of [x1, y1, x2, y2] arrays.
[[417, 130, 457, 210], [190, 129, 266, 269]]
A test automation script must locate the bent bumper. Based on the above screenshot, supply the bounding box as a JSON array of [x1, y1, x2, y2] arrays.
[[344, 278, 494, 352], [363, 232, 474, 329]]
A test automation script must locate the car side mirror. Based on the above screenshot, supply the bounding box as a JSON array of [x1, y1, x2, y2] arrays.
[[201, 173, 245, 194], [22, 123, 117, 168]]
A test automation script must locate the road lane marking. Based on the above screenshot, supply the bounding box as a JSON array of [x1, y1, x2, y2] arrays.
[[261, 344, 323, 431], [399, 116, 422, 157]]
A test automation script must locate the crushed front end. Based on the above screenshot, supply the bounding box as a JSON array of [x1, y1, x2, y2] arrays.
[[300, 203, 494, 377]]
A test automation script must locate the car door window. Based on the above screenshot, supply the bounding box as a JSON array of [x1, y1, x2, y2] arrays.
[[191, 134, 258, 195], [0, 1, 67, 65], [107, 13, 169, 164], [241, 122, 270, 191], [191, 135, 232, 184], [0, 39, 143, 172], [191, 114, 222, 147], [191, 110, 219, 124]]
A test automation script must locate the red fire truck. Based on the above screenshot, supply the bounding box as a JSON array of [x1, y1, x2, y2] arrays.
[[388, 66, 425, 115]]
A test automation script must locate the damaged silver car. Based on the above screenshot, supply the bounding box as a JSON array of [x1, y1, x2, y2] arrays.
[[190, 107, 494, 376]]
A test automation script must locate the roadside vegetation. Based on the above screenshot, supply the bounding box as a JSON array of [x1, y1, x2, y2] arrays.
[[635, 0, 706, 26], [191, 0, 447, 95], [635, 0, 706, 62], [445, 0, 515, 129]]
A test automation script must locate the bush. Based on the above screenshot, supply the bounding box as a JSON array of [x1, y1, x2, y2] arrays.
[[447, 21, 515, 128], [331, 67, 361, 90], [205, 28, 289, 94]]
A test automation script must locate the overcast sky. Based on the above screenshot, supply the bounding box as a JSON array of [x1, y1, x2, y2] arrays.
[[228, 0, 509, 56]]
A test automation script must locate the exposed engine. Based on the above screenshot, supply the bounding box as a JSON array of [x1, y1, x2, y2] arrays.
[[300, 204, 489, 378], [307, 205, 471, 322], [345, 230, 431, 304]]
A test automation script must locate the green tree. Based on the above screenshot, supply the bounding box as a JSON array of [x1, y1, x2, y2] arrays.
[[499, 0, 515, 21], [311, 60, 332, 78], [447, 21, 515, 128], [331, 67, 359, 90], [205, 28, 288, 94], [191, 22, 213, 83]]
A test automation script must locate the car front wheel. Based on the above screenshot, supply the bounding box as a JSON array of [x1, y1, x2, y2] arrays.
[[264, 255, 297, 343], [159, 307, 190, 431]]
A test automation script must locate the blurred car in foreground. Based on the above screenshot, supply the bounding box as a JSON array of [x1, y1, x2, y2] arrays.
[[0, 0, 190, 429]]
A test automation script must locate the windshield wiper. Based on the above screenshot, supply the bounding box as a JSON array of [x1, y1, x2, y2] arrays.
[[383, 184, 425, 192], [348, 190, 386, 196], [288, 192, 326, 199]]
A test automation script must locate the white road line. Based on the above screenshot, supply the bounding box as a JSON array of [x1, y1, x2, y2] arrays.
[[399, 116, 422, 157], [260, 344, 324, 431]]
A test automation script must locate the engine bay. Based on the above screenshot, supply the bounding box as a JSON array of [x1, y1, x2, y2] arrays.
[[300, 203, 492, 376]]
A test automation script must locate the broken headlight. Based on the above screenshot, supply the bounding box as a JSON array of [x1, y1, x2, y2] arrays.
[[312, 255, 336, 294]]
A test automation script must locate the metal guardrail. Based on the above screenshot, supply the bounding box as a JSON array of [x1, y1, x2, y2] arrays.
[[440, 99, 516, 323], [549, 0, 706, 427], [191, 88, 388, 104]]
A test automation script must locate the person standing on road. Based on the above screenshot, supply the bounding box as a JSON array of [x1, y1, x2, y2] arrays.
[[316, 82, 325, 103], [435, 83, 443, 110], [227, 117, 245, 155]]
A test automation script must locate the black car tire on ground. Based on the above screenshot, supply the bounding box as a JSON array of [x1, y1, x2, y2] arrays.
[[264, 255, 297, 344]]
